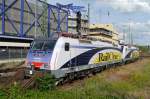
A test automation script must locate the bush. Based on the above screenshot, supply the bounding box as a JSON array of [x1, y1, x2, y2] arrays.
[[7, 83, 24, 99], [35, 73, 56, 91], [0, 89, 7, 99]]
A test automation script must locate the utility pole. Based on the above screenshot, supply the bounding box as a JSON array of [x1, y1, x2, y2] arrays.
[[128, 18, 133, 45], [88, 3, 90, 34], [122, 24, 126, 43], [129, 23, 130, 45], [131, 28, 133, 45], [128, 19, 131, 45], [99, 9, 101, 23], [123, 29, 125, 42], [88, 3, 90, 24], [34, 0, 37, 38]]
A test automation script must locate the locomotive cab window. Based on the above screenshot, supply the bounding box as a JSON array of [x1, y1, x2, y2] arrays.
[[31, 40, 56, 51], [65, 43, 70, 51]]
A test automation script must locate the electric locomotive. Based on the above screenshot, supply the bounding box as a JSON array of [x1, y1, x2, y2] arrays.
[[25, 35, 139, 80]]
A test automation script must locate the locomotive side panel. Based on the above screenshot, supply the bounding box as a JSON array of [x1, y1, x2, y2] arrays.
[[60, 47, 122, 69]]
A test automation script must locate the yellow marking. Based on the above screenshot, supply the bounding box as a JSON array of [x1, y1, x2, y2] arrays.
[[91, 51, 122, 64], [131, 51, 139, 58]]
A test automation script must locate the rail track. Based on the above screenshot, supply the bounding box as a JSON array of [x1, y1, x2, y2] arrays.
[[0, 67, 25, 73], [0, 67, 34, 88], [0, 66, 44, 89], [0, 56, 149, 89]]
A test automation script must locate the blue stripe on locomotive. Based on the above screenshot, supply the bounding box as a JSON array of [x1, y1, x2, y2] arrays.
[[61, 47, 121, 69], [125, 49, 138, 58]]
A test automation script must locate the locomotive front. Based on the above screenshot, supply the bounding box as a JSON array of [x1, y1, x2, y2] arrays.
[[25, 39, 57, 75]]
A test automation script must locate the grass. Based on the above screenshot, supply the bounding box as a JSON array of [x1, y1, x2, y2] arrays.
[[1, 58, 150, 99]]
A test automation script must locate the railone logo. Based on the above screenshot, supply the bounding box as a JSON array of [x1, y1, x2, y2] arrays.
[[89, 50, 122, 64]]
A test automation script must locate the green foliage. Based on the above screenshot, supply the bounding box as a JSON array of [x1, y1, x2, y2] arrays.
[[7, 83, 24, 99], [0, 89, 7, 99], [35, 73, 56, 91], [9, 85, 20, 98], [138, 46, 149, 53]]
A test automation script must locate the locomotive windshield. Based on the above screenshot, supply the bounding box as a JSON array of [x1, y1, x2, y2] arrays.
[[31, 40, 56, 51]]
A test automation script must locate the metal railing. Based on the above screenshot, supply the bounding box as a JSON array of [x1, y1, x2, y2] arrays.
[[0, 47, 28, 61]]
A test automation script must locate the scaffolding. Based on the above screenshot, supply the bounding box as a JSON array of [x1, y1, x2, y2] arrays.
[[0, 0, 68, 39]]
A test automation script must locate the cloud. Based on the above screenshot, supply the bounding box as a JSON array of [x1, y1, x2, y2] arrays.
[[96, 0, 150, 13], [120, 21, 150, 33], [115, 21, 150, 45]]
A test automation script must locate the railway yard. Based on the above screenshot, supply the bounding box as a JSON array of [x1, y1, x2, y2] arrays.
[[0, 56, 144, 89], [0, 0, 150, 99], [0, 56, 149, 99]]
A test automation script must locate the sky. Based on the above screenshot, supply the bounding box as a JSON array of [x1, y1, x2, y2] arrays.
[[46, 0, 150, 45]]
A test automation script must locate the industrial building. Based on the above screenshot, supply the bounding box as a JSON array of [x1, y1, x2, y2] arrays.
[[89, 24, 119, 45], [68, 10, 89, 35], [56, 3, 89, 35], [0, 0, 68, 38]]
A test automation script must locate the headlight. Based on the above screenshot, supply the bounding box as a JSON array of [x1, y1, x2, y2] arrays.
[[44, 63, 49, 68]]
